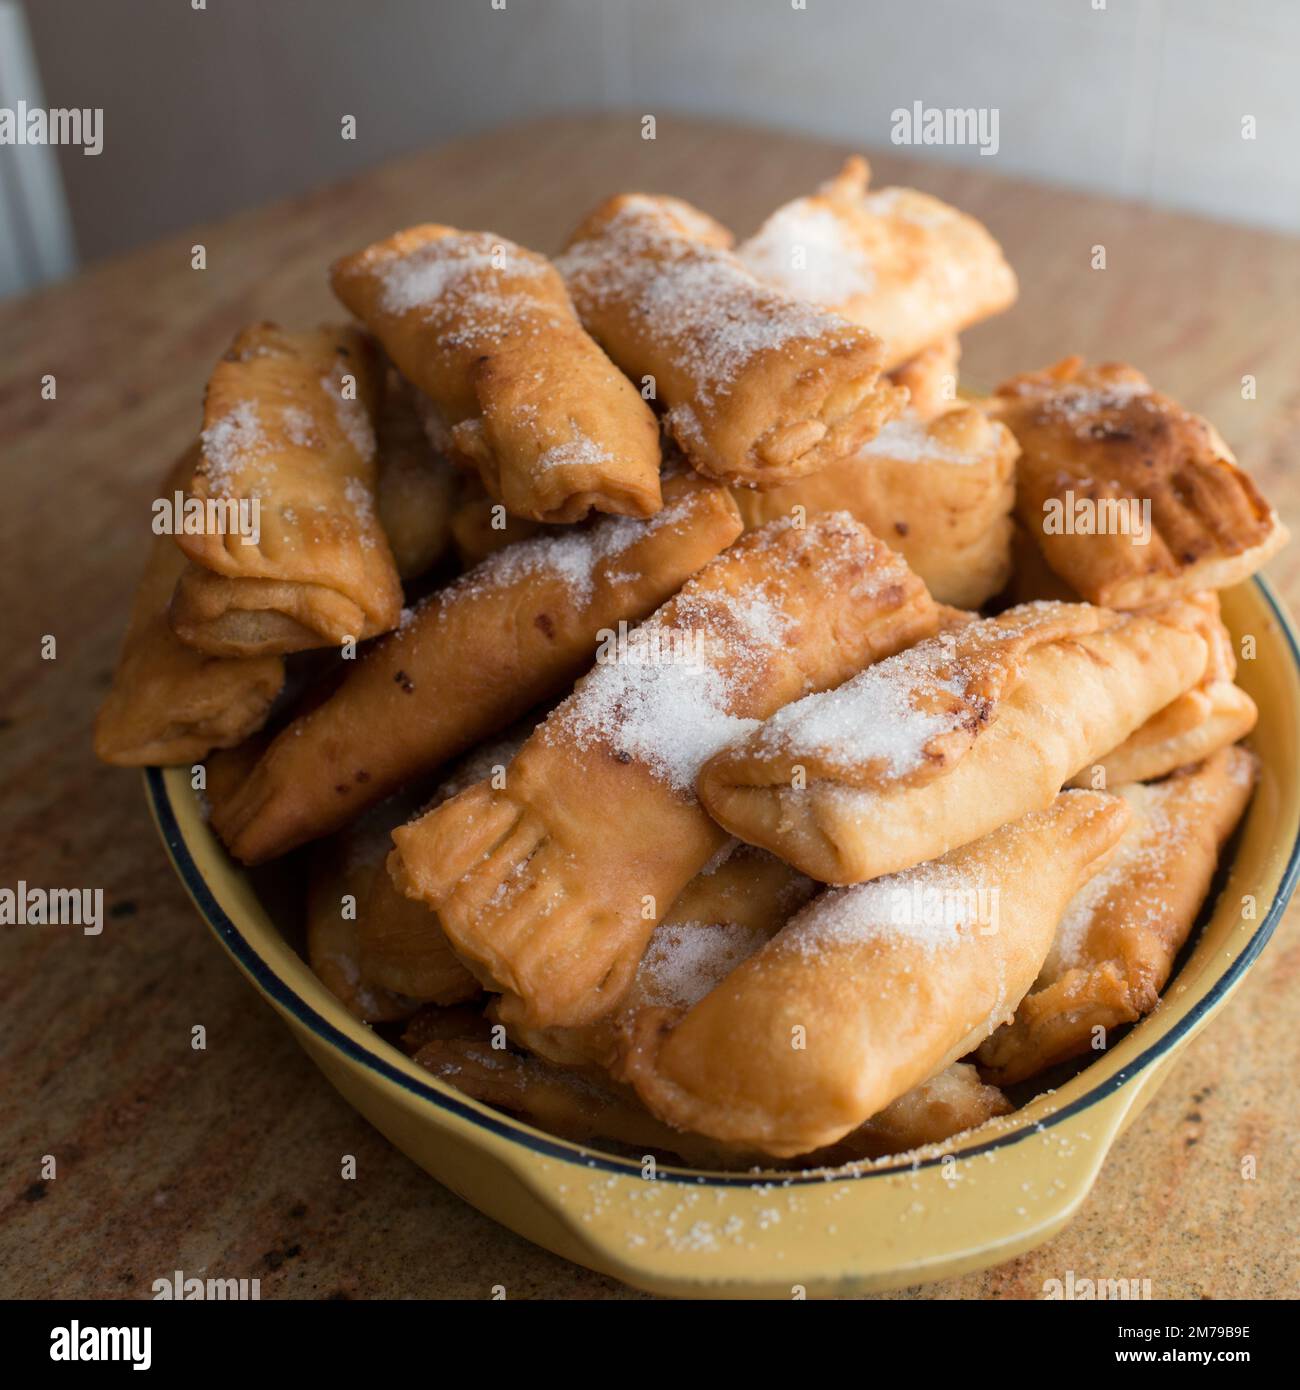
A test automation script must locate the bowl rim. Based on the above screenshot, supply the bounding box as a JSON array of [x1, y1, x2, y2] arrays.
[[147, 574, 1300, 1189]]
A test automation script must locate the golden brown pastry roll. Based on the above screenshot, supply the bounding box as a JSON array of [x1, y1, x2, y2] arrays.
[[413, 1036, 758, 1167], [170, 323, 402, 656], [506, 843, 1006, 1162], [1004, 517, 1080, 605], [698, 600, 1210, 884], [813, 1064, 1012, 1164], [306, 813, 421, 1025], [738, 157, 1017, 369], [375, 368, 456, 580], [358, 731, 531, 1003], [1069, 592, 1256, 788], [94, 448, 285, 766], [390, 514, 941, 1030], [558, 193, 903, 487], [887, 335, 961, 420], [979, 748, 1257, 1085], [209, 472, 741, 864], [617, 791, 1130, 1156], [504, 842, 817, 1070], [992, 357, 1288, 608], [448, 484, 543, 567], [330, 226, 662, 524], [730, 402, 1017, 608]]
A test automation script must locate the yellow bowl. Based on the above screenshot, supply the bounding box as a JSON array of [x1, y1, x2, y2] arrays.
[[146, 577, 1300, 1298]]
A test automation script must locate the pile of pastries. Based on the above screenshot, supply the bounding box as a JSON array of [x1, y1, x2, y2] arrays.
[[96, 156, 1288, 1168]]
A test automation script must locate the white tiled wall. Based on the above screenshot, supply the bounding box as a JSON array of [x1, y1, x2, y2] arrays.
[[7, 0, 1300, 296]]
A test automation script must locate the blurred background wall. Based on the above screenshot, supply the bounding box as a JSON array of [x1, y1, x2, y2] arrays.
[[5, 0, 1299, 298]]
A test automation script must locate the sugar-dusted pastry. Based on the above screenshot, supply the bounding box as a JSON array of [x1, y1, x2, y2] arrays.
[[618, 791, 1130, 1156], [390, 514, 941, 1030], [979, 748, 1256, 1085], [1069, 592, 1256, 788], [557, 193, 903, 487], [331, 226, 662, 524], [730, 402, 1017, 608], [306, 812, 421, 1025], [170, 323, 402, 657], [886, 335, 961, 420], [993, 357, 1288, 608], [737, 157, 1017, 369], [375, 368, 457, 580], [358, 731, 532, 1003], [448, 484, 542, 568], [838, 1064, 1012, 1160], [504, 841, 818, 1069], [698, 600, 1209, 884], [94, 447, 285, 766], [209, 472, 741, 864]]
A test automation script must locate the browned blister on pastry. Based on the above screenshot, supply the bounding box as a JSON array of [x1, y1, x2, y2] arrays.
[[979, 747, 1257, 1085], [331, 226, 662, 524], [1069, 592, 1256, 788], [731, 402, 1017, 608], [208, 472, 742, 864], [738, 158, 1017, 369], [558, 193, 904, 487], [389, 514, 941, 1031], [170, 323, 402, 655], [698, 600, 1210, 884], [93, 446, 285, 766], [617, 791, 1130, 1156], [993, 357, 1287, 608]]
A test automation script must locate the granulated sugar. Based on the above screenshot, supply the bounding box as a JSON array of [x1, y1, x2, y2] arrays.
[[637, 921, 770, 1011], [737, 200, 876, 304], [200, 400, 265, 496]]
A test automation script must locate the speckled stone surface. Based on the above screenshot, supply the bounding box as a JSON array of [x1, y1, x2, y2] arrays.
[[2, 115, 1298, 1300]]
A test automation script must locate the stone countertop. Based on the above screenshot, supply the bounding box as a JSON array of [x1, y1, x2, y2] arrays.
[[1, 114, 1297, 1300]]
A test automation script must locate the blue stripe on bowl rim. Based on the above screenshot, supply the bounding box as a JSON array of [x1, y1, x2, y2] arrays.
[[145, 576, 1300, 1188]]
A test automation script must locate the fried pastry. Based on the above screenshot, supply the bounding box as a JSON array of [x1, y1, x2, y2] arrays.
[[698, 600, 1209, 884], [412, 1036, 765, 1167], [835, 1063, 1012, 1161], [979, 748, 1257, 1085], [738, 157, 1017, 369], [557, 193, 903, 487], [730, 402, 1017, 608], [375, 368, 456, 580], [504, 841, 1007, 1161], [886, 335, 961, 420], [390, 514, 941, 1030], [169, 323, 402, 656], [1069, 592, 1256, 788], [617, 791, 1130, 1156], [993, 357, 1287, 608], [503, 841, 817, 1069], [1003, 517, 1080, 605], [94, 448, 286, 766], [331, 226, 662, 524], [358, 732, 531, 1003], [448, 485, 542, 567], [209, 472, 741, 864], [306, 810, 421, 1025]]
